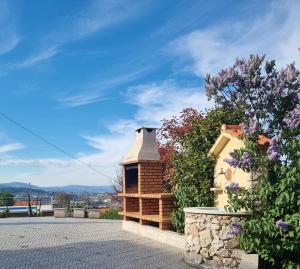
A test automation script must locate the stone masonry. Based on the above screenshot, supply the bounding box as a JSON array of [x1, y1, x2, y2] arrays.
[[184, 211, 248, 268]]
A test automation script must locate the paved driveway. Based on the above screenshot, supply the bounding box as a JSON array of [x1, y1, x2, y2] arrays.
[[0, 217, 190, 269]]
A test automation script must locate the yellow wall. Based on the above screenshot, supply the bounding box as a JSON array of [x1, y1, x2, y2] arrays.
[[213, 137, 252, 208]]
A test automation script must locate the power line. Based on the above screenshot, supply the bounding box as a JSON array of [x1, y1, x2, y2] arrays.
[[0, 112, 115, 182]]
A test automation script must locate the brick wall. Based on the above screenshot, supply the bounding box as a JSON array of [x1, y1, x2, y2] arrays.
[[125, 197, 139, 212], [140, 198, 159, 215], [159, 198, 174, 218], [138, 162, 163, 194]]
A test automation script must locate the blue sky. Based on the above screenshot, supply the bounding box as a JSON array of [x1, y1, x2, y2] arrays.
[[0, 0, 299, 186]]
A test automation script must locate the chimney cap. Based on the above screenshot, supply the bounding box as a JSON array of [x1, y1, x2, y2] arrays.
[[135, 126, 158, 132], [121, 126, 160, 164]]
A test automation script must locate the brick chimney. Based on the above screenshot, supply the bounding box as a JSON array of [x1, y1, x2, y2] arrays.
[[118, 126, 174, 230]]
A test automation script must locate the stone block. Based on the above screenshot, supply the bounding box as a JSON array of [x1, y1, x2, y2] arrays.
[[200, 248, 210, 258], [190, 224, 198, 236], [231, 249, 244, 259], [225, 239, 239, 249], [222, 257, 238, 267], [216, 248, 231, 258], [219, 225, 234, 240], [73, 208, 85, 218], [184, 252, 203, 266], [88, 209, 100, 219], [54, 208, 65, 218], [199, 229, 213, 248], [211, 239, 224, 251]]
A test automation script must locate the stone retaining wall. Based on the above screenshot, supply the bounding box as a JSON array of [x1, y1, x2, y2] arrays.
[[184, 208, 249, 268]]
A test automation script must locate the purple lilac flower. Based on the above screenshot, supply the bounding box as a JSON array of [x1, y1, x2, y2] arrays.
[[224, 151, 252, 172], [276, 219, 289, 232], [265, 128, 273, 135], [243, 118, 259, 136], [225, 182, 240, 193], [245, 110, 254, 118], [230, 222, 244, 236], [283, 104, 300, 129], [267, 138, 281, 161]]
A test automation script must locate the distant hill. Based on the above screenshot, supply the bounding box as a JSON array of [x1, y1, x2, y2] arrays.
[[0, 182, 47, 195], [43, 185, 113, 193], [0, 182, 113, 194], [0, 182, 40, 189]]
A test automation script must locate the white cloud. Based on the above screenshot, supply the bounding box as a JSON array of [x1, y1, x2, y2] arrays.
[[74, 0, 145, 39], [79, 134, 134, 165], [58, 68, 148, 107], [0, 0, 20, 54], [0, 155, 114, 186], [0, 158, 70, 166], [16, 0, 148, 68], [170, 0, 300, 76], [126, 80, 212, 125], [15, 47, 59, 68], [0, 143, 25, 154]]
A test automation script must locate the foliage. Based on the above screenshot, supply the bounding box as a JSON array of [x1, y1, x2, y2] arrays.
[[36, 211, 43, 217], [0, 208, 9, 218], [0, 192, 15, 206], [74, 203, 85, 208], [99, 208, 120, 219], [158, 108, 203, 191], [206, 55, 300, 268], [158, 108, 242, 233], [64, 208, 73, 217], [54, 192, 70, 208]]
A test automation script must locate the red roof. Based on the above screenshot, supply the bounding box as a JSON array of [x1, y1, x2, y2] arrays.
[[15, 200, 40, 206], [222, 124, 271, 145]]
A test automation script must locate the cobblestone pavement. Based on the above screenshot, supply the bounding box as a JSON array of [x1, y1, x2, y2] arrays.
[[0, 217, 190, 269]]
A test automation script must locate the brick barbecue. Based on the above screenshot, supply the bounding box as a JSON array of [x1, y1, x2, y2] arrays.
[[118, 127, 174, 230]]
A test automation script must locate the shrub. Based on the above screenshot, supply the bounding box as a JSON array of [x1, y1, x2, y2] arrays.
[[99, 208, 120, 219], [0, 192, 15, 206], [206, 55, 300, 268], [64, 208, 73, 217], [0, 208, 9, 218], [159, 108, 242, 233]]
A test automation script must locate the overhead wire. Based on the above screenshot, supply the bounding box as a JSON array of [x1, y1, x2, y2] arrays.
[[0, 112, 117, 183]]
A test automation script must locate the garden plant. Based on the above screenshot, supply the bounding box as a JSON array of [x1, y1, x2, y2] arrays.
[[158, 108, 242, 232], [205, 55, 300, 268]]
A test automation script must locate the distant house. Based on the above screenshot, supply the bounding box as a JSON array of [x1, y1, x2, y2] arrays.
[[15, 200, 39, 206], [208, 124, 270, 208]]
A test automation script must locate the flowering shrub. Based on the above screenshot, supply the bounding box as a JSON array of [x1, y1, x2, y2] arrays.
[[158, 108, 203, 191], [158, 108, 242, 232], [225, 182, 241, 193], [224, 151, 253, 172], [206, 55, 300, 268], [230, 222, 244, 236], [267, 138, 281, 161], [276, 219, 289, 232]]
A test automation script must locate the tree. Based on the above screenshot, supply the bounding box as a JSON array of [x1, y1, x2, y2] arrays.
[[205, 55, 300, 268], [158, 107, 242, 232], [113, 167, 123, 193], [158, 108, 203, 191], [54, 192, 70, 208], [0, 192, 15, 206]]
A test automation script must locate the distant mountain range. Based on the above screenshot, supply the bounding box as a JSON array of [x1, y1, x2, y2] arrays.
[[0, 182, 113, 194]]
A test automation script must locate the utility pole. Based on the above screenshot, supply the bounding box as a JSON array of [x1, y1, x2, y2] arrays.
[[28, 182, 33, 217]]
